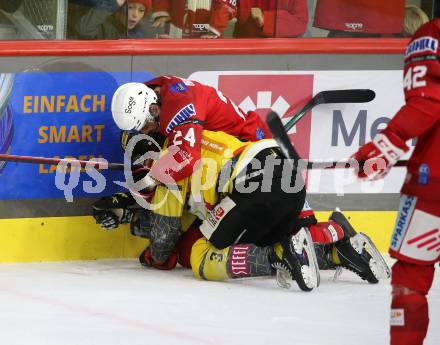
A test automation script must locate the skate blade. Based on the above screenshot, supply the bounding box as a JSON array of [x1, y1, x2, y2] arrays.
[[352, 233, 391, 280], [292, 228, 320, 289], [331, 267, 343, 282], [276, 268, 292, 289]]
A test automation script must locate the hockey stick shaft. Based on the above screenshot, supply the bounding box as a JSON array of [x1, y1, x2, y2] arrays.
[[0, 90, 376, 171], [306, 159, 408, 169], [284, 89, 376, 132], [0, 153, 126, 170], [266, 112, 408, 169]]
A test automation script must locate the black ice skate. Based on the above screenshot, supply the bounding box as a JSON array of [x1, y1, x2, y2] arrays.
[[270, 228, 320, 292], [330, 210, 391, 283]]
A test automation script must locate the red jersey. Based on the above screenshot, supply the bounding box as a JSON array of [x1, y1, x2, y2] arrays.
[[313, 0, 404, 34], [145, 76, 270, 182], [388, 19, 440, 200], [233, 0, 308, 38], [152, 0, 236, 37]]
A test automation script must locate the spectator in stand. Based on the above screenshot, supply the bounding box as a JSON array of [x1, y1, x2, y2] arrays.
[[233, 0, 308, 38], [403, 5, 429, 37], [75, 0, 151, 39], [313, 0, 404, 37], [150, 0, 236, 38], [0, 0, 23, 13], [303, 0, 316, 37]]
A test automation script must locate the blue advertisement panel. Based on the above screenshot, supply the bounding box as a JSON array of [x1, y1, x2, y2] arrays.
[[0, 71, 154, 200]]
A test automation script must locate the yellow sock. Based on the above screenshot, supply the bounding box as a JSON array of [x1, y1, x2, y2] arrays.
[[331, 245, 341, 265], [274, 242, 283, 259]]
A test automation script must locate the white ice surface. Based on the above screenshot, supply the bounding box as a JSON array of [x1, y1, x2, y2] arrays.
[[0, 259, 438, 345]]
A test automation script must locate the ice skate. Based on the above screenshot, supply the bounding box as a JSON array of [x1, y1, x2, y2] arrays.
[[270, 228, 320, 292], [330, 210, 390, 283]]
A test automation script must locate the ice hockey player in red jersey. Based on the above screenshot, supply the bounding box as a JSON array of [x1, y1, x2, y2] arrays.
[[111, 76, 270, 186], [108, 75, 390, 284], [352, 18, 440, 345]]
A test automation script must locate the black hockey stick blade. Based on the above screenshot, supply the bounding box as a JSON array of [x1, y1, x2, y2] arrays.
[[318, 89, 376, 104], [266, 111, 300, 161], [284, 89, 376, 132]]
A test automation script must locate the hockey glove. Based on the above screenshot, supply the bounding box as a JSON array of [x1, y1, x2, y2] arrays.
[[139, 247, 178, 270], [92, 193, 136, 230], [352, 128, 408, 180]]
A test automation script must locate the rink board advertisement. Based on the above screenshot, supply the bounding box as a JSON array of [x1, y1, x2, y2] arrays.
[[0, 71, 153, 200], [1, 69, 407, 200], [189, 70, 408, 195], [0, 68, 404, 262]]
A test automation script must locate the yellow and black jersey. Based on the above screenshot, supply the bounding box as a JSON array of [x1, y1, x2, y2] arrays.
[[150, 130, 279, 222]]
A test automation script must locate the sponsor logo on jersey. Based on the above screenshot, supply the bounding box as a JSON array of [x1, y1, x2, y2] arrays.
[[201, 197, 236, 239], [345, 22, 363, 31], [391, 195, 416, 250], [390, 309, 405, 326], [405, 36, 438, 58], [418, 163, 429, 185], [207, 206, 225, 228], [406, 228, 440, 251], [214, 207, 225, 219], [256, 127, 265, 139], [209, 252, 224, 262], [192, 23, 210, 32], [170, 82, 188, 93], [230, 245, 250, 278], [165, 103, 196, 134]]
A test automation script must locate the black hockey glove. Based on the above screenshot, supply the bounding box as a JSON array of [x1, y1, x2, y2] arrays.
[[92, 193, 136, 230], [93, 208, 121, 230]]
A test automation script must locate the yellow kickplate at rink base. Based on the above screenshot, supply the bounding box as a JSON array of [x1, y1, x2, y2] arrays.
[[0, 212, 396, 263], [316, 211, 397, 254], [0, 216, 148, 263]]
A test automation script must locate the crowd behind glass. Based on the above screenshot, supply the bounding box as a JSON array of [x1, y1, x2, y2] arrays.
[[0, 0, 438, 40]]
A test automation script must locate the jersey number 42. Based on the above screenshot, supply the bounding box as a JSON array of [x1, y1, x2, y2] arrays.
[[403, 65, 427, 91]]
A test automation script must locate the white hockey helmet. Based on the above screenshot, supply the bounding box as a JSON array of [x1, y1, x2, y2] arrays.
[[111, 82, 158, 131]]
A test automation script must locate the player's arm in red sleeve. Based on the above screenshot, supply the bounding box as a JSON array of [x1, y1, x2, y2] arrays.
[[160, 121, 203, 182], [261, 0, 308, 37], [387, 97, 440, 141], [209, 0, 237, 37], [151, 87, 205, 183], [351, 97, 439, 180]]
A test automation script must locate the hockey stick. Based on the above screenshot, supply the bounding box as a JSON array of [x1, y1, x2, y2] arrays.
[[0, 90, 379, 171], [284, 89, 376, 132], [266, 112, 409, 169], [305, 159, 408, 170], [0, 153, 127, 171]]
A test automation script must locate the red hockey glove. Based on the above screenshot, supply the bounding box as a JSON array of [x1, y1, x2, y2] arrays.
[[139, 247, 178, 270], [351, 128, 409, 180]]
